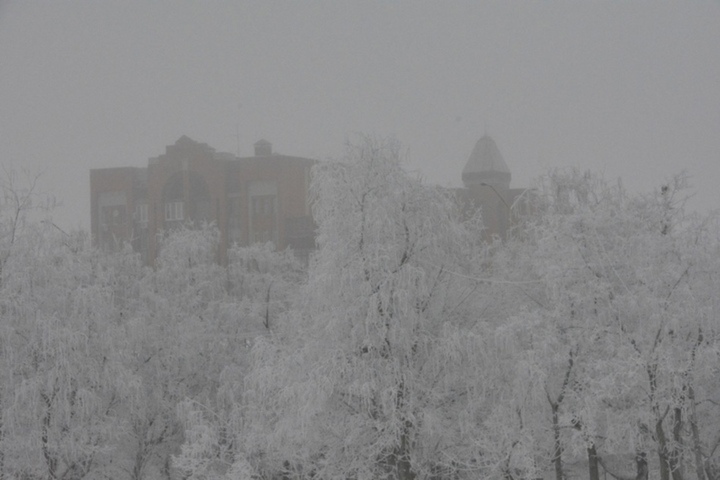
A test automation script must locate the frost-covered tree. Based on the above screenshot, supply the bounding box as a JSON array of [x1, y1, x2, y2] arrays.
[[137, 225, 308, 479], [500, 170, 720, 480], [1, 223, 137, 479], [612, 180, 720, 480], [0, 167, 53, 285], [226, 242, 306, 334], [0, 167, 46, 479], [122, 224, 229, 479], [189, 136, 499, 480], [0, 169, 136, 479], [503, 170, 635, 480]]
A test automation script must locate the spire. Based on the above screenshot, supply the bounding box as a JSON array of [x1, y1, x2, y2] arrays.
[[462, 135, 511, 189]]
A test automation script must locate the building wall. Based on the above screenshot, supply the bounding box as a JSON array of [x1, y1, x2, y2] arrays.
[[90, 136, 315, 265], [458, 185, 530, 241], [90, 167, 146, 253], [92, 135, 530, 264]]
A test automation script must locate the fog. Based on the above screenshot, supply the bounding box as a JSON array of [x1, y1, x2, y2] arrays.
[[1, 1, 719, 231]]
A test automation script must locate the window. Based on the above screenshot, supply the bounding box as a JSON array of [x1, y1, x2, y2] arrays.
[[165, 201, 184, 221], [135, 203, 148, 224], [252, 195, 275, 216]]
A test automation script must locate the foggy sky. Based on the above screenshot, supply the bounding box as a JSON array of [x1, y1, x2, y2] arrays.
[[1, 1, 719, 231]]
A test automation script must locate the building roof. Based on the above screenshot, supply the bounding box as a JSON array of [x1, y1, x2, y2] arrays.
[[462, 135, 511, 187], [463, 135, 510, 176]]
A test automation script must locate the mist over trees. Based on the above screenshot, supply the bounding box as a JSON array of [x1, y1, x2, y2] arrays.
[[1, 139, 719, 480]]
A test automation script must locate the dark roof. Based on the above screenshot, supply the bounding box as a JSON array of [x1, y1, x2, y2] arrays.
[[462, 135, 511, 178]]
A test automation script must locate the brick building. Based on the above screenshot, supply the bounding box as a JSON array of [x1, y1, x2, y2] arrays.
[[90, 135, 315, 265]]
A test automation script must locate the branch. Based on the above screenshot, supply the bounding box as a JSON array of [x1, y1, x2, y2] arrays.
[[666, 265, 690, 301], [545, 349, 574, 407], [708, 431, 720, 458]]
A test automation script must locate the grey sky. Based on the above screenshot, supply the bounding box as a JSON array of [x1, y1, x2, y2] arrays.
[[1, 1, 719, 230]]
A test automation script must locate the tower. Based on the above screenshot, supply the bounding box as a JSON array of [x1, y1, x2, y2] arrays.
[[459, 135, 518, 240], [461, 135, 511, 189]]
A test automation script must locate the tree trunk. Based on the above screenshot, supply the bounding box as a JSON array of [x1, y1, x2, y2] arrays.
[[648, 361, 671, 480], [389, 419, 416, 480], [704, 458, 719, 480], [388, 379, 415, 480], [687, 329, 708, 480], [41, 392, 58, 480], [636, 452, 649, 480], [588, 444, 600, 480], [0, 417, 4, 480], [548, 350, 574, 480], [552, 405, 563, 480], [687, 386, 706, 480], [670, 406, 685, 480], [162, 454, 174, 480], [0, 390, 4, 480], [657, 414, 671, 480]]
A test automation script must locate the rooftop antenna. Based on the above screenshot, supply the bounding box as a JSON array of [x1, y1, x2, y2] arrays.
[[236, 124, 240, 158], [236, 102, 242, 158]]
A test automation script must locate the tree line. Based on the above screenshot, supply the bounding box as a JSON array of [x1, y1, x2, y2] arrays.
[[1, 139, 719, 480]]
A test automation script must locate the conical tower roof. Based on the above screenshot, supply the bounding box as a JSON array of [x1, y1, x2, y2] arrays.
[[462, 135, 511, 188]]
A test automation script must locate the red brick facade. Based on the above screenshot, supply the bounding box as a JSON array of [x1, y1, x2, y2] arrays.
[[90, 136, 315, 265]]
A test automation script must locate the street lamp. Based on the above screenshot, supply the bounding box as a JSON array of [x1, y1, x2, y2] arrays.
[[479, 182, 510, 211]]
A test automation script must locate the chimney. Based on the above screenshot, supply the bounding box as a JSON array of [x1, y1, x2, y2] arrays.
[[254, 139, 272, 156]]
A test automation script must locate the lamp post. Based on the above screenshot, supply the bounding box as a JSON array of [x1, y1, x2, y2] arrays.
[[479, 182, 511, 210]]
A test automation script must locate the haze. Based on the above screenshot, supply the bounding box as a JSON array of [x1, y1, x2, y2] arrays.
[[1, 1, 719, 231]]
